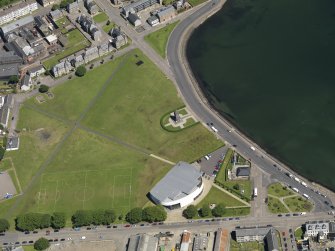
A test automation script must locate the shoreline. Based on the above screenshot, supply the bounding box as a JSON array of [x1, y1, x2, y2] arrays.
[[172, 0, 335, 200]]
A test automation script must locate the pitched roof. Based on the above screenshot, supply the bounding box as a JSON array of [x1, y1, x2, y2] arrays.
[[236, 167, 250, 177]]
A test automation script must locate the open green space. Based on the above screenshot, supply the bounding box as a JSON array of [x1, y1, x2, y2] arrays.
[[197, 186, 246, 208], [1, 49, 223, 225], [284, 196, 313, 212], [0, 158, 12, 171], [215, 148, 233, 183], [103, 22, 116, 33], [93, 12, 108, 23], [230, 239, 264, 251], [295, 227, 304, 240], [43, 29, 90, 69], [144, 21, 179, 58], [55, 16, 70, 29], [23, 246, 36, 251], [187, 0, 207, 6], [268, 182, 293, 197], [267, 197, 289, 214], [7, 169, 20, 194], [224, 180, 252, 200]]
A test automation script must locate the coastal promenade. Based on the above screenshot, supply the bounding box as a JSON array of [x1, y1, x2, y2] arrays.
[[166, 0, 335, 212]]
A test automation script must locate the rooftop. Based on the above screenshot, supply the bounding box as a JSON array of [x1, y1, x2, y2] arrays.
[[236, 166, 250, 177], [150, 162, 202, 203], [6, 136, 20, 150], [235, 226, 270, 237], [0, 15, 34, 35]]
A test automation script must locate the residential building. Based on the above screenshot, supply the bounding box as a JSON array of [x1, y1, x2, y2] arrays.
[[17, 27, 40, 47], [192, 234, 208, 251], [98, 42, 113, 57], [77, 15, 102, 41], [45, 34, 58, 45], [110, 27, 128, 49], [27, 65, 46, 78], [67, 1, 80, 13], [49, 9, 63, 21], [128, 13, 142, 27], [121, 0, 162, 18], [21, 74, 32, 91], [0, 95, 13, 128], [34, 16, 51, 37], [213, 228, 229, 251], [0, 15, 35, 41], [305, 221, 333, 238], [149, 161, 203, 209], [38, 0, 60, 7], [6, 136, 20, 151], [147, 15, 159, 26], [84, 46, 99, 63], [0, 51, 22, 80], [235, 226, 271, 243], [180, 230, 191, 251], [70, 54, 85, 67], [85, 0, 99, 15], [265, 228, 280, 251], [0, 0, 38, 26], [157, 5, 175, 22], [127, 234, 158, 251], [51, 60, 73, 77]]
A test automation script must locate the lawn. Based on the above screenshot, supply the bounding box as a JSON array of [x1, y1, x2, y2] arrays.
[[268, 182, 293, 197], [215, 148, 233, 183], [144, 21, 179, 58], [43, 29, 91, 69], [267, 197, 289, 214], [197, 186, 246, 208], [55, 16, 70, 29], [93, 12, 108, 23], [81, 49, 223, 162], [225, 180, 252, 200], [187, 0, 207, 6], [230, 239, 264, 251], [294, 227, 304, 240], [103, 22, 115, 33], [284, 196, 313, 212]]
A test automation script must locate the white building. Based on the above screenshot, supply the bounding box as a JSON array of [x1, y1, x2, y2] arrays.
[[0, 1, 38, 26], [149, 162, 203, 209], [21, 74, 32, 91], [305, 221, 330, 237]]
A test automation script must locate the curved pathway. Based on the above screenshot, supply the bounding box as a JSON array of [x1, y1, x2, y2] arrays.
[[166, 0, 333, 212]]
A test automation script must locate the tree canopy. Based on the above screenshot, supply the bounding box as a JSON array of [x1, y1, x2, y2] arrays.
[[8, 75, 19, 84], [34, 237, 50, 250], [200, 204, 211, 217], [142, 205, 167, 223], [125, 207, 143, 224], [0, 219, 10, 232], [72, 210, 93, 227], [16, 213, 51, 231], [183, 205, 198, 219], [51, 212, 66, 229], [39, 85, 49, 93], [212, 203, 225, 217], [75, 66, 87, 77]]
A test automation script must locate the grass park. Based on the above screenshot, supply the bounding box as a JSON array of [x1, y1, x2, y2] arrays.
[[267, 182, 313, 214], [93, 12, 109, 23], [0, 49, 223, 225], [43, 29, 91, 69], [144, 21, 179, 58]]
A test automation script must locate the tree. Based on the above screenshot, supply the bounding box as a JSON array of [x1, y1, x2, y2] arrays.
[[72, 210, 93, 227], [125, 208, 142, 224], [92, 210, 105, 225], [39, 85, 49, 93], [200, 204, 211, 217], [142, 205, 167, 223], [51, 212, 66, 229], [104, 210, 116, 225], [183, 205, 198, 219], [60, 0, 68, 9], [0, 147, 5, 161], [51, 4, 60, 10], [8, 75, 19, 84], [39, 214, 51, 229], [0, 219, 10, 232], [233, 184, 240, 190], [34, 237, 50, 250], [75, 66, 87, 77], [212, 203, 225, 217], [16, 213, 51, 231], [106, 20, 110, 25]]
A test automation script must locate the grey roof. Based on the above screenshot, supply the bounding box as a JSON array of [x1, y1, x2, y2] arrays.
[[50, 9, 63, 19], [128, 13, 141, 24], [0, 51, 22, 65], [147, 15, 158, 22], [330, 222, 335, 233], [235, 226, 270, 238], [0, 63, 20, 79], [265, 228, 279, 251], [27, 65, 45, 75], [6, 137, 19, 150], [306, 221, 329, 232], [150, 162, 202, 203], [236, 167, 250, 177], [123, 0, 159, 14], [0, 16, 34, 35], [157, 5, 175, 18], [127, 234, 158, 251], [21, 74, 31, 87], [193, 235, 208, 251]]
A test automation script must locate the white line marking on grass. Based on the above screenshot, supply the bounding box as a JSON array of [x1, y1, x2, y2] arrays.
[[83, 171, 88, 209]]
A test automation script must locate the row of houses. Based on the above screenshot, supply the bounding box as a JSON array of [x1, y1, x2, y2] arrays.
[[66, 0, 99, 15], [77, 15, 101, 41], [51, 42, 114, 77], [0, 0, 38, 26]]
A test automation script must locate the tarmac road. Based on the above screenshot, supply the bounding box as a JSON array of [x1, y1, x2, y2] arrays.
[[166, 0, 333, 212]]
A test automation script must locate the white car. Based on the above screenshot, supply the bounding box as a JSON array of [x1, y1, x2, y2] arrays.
[[81, 236, 86, 240]]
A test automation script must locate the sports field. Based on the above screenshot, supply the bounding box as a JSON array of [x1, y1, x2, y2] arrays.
[[0, 49, 223, 221]]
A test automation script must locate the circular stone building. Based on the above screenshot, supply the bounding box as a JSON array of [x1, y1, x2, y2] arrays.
[[149, 161, 204, 210]]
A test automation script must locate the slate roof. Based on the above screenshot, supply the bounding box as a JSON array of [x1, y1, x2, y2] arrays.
[[236, 167, 250, 177]]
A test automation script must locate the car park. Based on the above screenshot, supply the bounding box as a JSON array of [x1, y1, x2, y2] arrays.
[[54, 239, 58, 242], [29, 241, 34, 243], [22, 241, 27, 244], [15, 242, 20, 244], [60, 238, 65, 241]]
